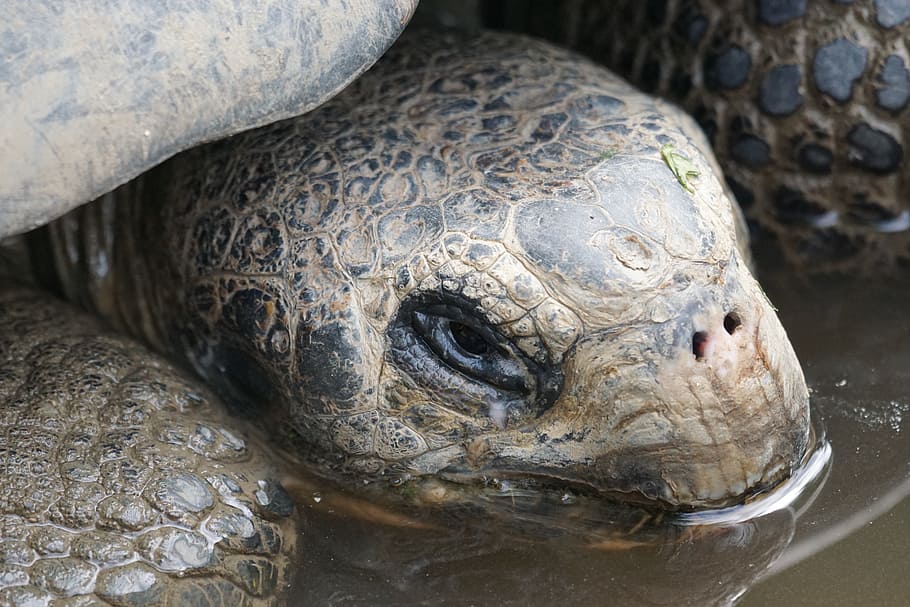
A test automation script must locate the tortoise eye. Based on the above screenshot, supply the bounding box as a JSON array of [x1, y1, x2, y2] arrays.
[[450, 322, 490, 355], [411, 309, 530, 393], [386, 294, 563, 426]]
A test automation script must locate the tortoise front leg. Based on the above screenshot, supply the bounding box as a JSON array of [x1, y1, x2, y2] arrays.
[[0, 284, 299, 606]]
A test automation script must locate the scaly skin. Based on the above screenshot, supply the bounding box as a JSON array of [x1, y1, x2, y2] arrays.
[[0, 284, 298, 606], [552, 0, 910, 270], [38, 30, 810, 510]]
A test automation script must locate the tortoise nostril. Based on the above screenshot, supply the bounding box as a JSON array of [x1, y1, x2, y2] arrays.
[[723, 312, 742, 335], [692, 331, 708, 360]]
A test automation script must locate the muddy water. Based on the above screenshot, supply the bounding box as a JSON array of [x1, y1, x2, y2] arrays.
[[287, 258, 910, 606], [737, 259, 910, 607]]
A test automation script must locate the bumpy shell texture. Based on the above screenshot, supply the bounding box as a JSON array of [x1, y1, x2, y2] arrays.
[[0, 284, 299, 606]]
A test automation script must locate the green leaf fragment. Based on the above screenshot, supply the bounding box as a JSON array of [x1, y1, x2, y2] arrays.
[[660, 143, 700, 192], [599, 149, 616, 161]]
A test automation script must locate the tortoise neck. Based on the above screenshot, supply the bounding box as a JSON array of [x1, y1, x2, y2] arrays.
[[42, 178, 169, 353]]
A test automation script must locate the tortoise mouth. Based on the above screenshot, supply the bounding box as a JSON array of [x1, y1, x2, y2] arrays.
[[430, 408, 816, 512], [676, 434, 831, 525], [436, 467, 790, 512], [432, 468, 769, 513], [436, 440, 823, 514]]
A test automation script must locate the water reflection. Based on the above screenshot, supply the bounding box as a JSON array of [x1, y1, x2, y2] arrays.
[[289, 486, 798, 606]]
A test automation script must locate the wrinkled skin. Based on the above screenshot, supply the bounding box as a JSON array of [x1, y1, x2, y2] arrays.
[[39, 30, 810, 510], [0, 284, 298, 606]]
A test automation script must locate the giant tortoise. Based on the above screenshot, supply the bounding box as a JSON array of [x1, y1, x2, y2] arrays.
[[5, 1, 897, 605]]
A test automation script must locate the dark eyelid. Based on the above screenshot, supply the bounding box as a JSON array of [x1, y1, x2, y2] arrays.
[[412, 310, 529, 392], [419, 304, 503, 347], [387, 293, 564, 419]]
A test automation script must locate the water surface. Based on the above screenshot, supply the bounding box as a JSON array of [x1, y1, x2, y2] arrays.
[[737, 260, 910, 607]]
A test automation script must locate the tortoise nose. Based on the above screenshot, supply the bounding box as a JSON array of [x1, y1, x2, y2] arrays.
[[691, 310, 746, 364]]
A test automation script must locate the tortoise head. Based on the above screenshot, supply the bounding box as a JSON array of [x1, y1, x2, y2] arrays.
[[165, 31, 810, 510]]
